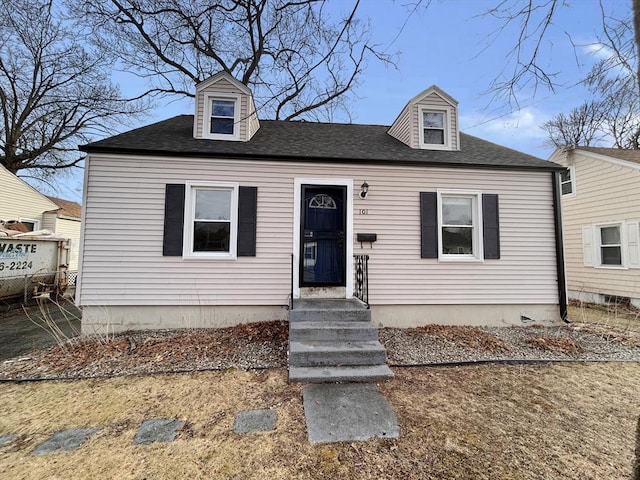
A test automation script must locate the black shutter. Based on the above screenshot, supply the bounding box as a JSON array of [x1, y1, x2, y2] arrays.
[[237, 186, 257, 256], [482, 193, 500, 259], [420, 192, 438, 258], [163, 184, 185, 256]]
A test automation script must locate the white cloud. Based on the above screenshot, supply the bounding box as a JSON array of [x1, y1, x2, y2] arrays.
[[583, 42, 615, 61], [461, 107, 550, 140], [459, 107, 554, 159]]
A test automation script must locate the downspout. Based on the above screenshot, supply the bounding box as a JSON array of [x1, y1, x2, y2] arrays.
[[551, 171, 569, 322]]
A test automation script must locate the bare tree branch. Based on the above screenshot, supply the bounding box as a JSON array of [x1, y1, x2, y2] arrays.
[[0, 0, 149, 177], [71, 0, 395, 121]]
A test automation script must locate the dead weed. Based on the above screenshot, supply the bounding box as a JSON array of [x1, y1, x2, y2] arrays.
[[1, 364, 638, 479], [526, 336, 584, 355], [415, 324, 511, 353]]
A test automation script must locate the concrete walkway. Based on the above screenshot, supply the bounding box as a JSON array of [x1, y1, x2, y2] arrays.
[[302, 383, 399, 443]]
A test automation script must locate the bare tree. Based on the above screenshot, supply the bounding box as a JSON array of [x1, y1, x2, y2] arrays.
[[71, 0, 392, 121], [541, 102, 605, 148], [0, 0, 146, 179], [543, 2, 640, 149]]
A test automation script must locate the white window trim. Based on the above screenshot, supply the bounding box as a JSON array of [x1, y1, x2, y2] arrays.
[[419, 107, 452, 150], [17, 218, 40, 230], [594, 221, 627, 269], [183, 181, 239, 260], [560, 166, 576, 197], [203, 93, 241, 141], [437, 190, 484, 262]]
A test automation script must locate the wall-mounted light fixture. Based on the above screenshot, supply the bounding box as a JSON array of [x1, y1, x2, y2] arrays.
[[360, 181, 369, 199]]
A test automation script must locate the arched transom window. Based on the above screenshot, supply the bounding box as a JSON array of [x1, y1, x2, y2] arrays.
[[309, 194, 337, 209]]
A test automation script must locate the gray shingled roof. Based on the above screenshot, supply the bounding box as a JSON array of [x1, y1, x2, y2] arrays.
[[81, 115, 560, 171], [576, 146, 640, 165]]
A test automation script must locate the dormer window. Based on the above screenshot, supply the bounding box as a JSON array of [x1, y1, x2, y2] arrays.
[[420, 108, 451, 150], [204, 93, 241, 140], [423, 111, 445, 144], [211, 99, 235, 134]]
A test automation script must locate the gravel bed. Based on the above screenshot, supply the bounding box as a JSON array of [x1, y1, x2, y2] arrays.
[[380, 323, 640, 365], [1, 321, 639, 381]]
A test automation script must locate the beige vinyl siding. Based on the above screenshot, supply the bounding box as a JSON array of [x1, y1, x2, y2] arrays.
[[247, 94, 260, 137], [0, 166, 58, 225], [80, 154, 558, 308], [412, 92, 458, 150], [387, 105, 412, 146], [557, 151, 640, 299], [41, 213, 56, 231], [195, 77, 251, 140]]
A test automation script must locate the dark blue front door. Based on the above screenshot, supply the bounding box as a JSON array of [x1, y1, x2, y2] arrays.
[[300, 186, 346, 286]]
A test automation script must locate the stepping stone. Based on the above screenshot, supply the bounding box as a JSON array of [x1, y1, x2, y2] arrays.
[[134, 419, 185, 445], [233, 409, 277, 434], [32, 428, 99, 455], [303, 383, 399, 444], [0, 434, 16, 447]]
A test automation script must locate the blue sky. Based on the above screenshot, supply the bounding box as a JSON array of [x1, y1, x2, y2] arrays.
[[41, 0, 630, 202]]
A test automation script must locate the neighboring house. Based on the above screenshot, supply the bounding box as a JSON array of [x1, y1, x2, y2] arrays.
[[549, 147, 640, 308], [0, 164, 82, 271], [78, 71, 566, 333]]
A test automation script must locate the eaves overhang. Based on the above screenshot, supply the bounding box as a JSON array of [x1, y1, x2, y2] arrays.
[[79, 145, 564, 172]]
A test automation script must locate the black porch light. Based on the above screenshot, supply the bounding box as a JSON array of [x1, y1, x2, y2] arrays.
[[360, 181, 369, 199]]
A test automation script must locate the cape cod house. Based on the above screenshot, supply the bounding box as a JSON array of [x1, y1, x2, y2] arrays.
[[78, 72, 566, 336], [549, 146, 640, 308]]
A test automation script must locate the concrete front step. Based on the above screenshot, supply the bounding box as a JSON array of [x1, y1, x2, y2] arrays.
[[289, 341, 387, 367], [290, 298, 371, 323], [289, 365, 394, 383], [289, 321, 378, 342]]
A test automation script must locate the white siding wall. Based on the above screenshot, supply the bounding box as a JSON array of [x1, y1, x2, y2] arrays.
[[556, 151, 640, 300], [79, 154, 559, 309], [52, 216, 81, 271], [0, 167, 58, 225]]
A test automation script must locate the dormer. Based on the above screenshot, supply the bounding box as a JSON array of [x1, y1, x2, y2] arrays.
[[388, 85, 460, 151], [193, 71, 260, 142]]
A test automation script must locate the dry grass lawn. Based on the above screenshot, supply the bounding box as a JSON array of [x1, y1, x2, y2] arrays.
[[0, 363, 639, 479], [569, 303, 640, 332]]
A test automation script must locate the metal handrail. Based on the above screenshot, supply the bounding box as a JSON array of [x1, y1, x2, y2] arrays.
[[290, 253, 294, 310], [354, 254, 370, 308]]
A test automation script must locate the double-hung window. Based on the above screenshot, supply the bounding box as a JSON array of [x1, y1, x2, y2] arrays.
[[184, 182, 238, 259], [560, 166, 575, 196], [438, 191, 482, 261], [420, 108, 451, 149], [204, 94, 240, 140], [598, 224, 622, 266]]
